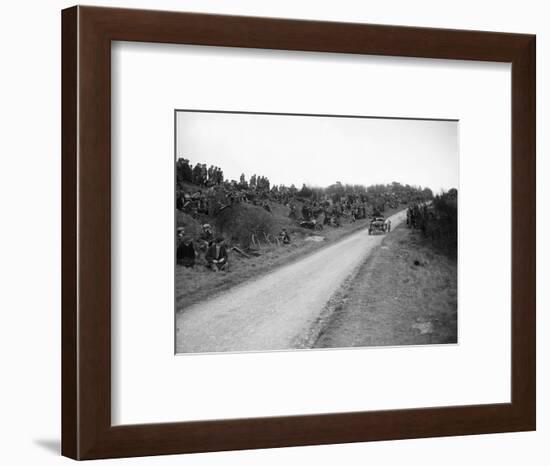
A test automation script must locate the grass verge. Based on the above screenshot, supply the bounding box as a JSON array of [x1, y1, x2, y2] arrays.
[[314, 222, 457, 348]]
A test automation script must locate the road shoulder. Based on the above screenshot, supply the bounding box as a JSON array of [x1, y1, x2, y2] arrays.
[[314, 223, 457, 348]]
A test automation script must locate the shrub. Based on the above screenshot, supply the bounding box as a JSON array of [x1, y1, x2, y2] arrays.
[[424, 191, 457, 259], [215, 203, 276, 248], [176, 211, 202, 236], [432, 193, 457, 259]]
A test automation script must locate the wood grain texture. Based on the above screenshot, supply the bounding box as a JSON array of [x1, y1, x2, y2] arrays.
[[61, 6, 536, 460], [61, 6, 78, 459]]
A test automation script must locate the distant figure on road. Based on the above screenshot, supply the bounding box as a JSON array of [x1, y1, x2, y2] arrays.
[[205, 237, 228, 272], [385, 219, 392, 232]]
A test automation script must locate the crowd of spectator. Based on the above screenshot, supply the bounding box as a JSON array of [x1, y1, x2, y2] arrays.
[[176, 157, 439, 269]]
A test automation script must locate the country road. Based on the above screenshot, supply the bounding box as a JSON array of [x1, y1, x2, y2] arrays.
[[176, 209, 407, 354]]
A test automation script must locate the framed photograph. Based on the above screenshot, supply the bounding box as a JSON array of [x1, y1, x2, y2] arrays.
[[174, 110, 459, 354], [62, 6, 536, 460]]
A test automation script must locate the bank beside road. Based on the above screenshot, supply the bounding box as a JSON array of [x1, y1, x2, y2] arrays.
[[314, 222, 458, 349]]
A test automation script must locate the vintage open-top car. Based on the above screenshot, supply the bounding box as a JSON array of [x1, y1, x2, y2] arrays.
[[368, 217, 387, 235]]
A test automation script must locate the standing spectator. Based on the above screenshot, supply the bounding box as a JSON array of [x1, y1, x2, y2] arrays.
[[192, 164, 202, 185]]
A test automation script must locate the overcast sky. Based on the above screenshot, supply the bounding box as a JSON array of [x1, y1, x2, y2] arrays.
[[176, 111, 458, 193]]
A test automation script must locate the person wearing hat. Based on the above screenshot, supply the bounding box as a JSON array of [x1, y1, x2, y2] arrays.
[[278, 229, 291, 245], [200, 224, 213, 243], [205, 237, 228, 272], [177, 231, 196, 268], [176, 227, 185, 241]]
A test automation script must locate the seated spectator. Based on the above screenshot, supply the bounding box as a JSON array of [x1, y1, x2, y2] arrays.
[[279, 229, 291, 245], [177, 236, 196, 268], [205, 237, 228, 272]]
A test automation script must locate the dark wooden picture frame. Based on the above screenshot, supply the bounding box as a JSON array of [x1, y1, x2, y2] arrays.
[[62, 6, 536, 460]]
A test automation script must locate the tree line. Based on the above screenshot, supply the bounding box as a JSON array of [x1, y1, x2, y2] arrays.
[[407, 188, 458, 258]]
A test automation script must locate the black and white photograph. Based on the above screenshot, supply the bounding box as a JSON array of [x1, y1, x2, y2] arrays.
[[2, 0, 542, 463], [175, 110, 458, 354]]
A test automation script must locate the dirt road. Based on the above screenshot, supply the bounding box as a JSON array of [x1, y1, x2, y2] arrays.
[[176, 209, 407, 353]]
